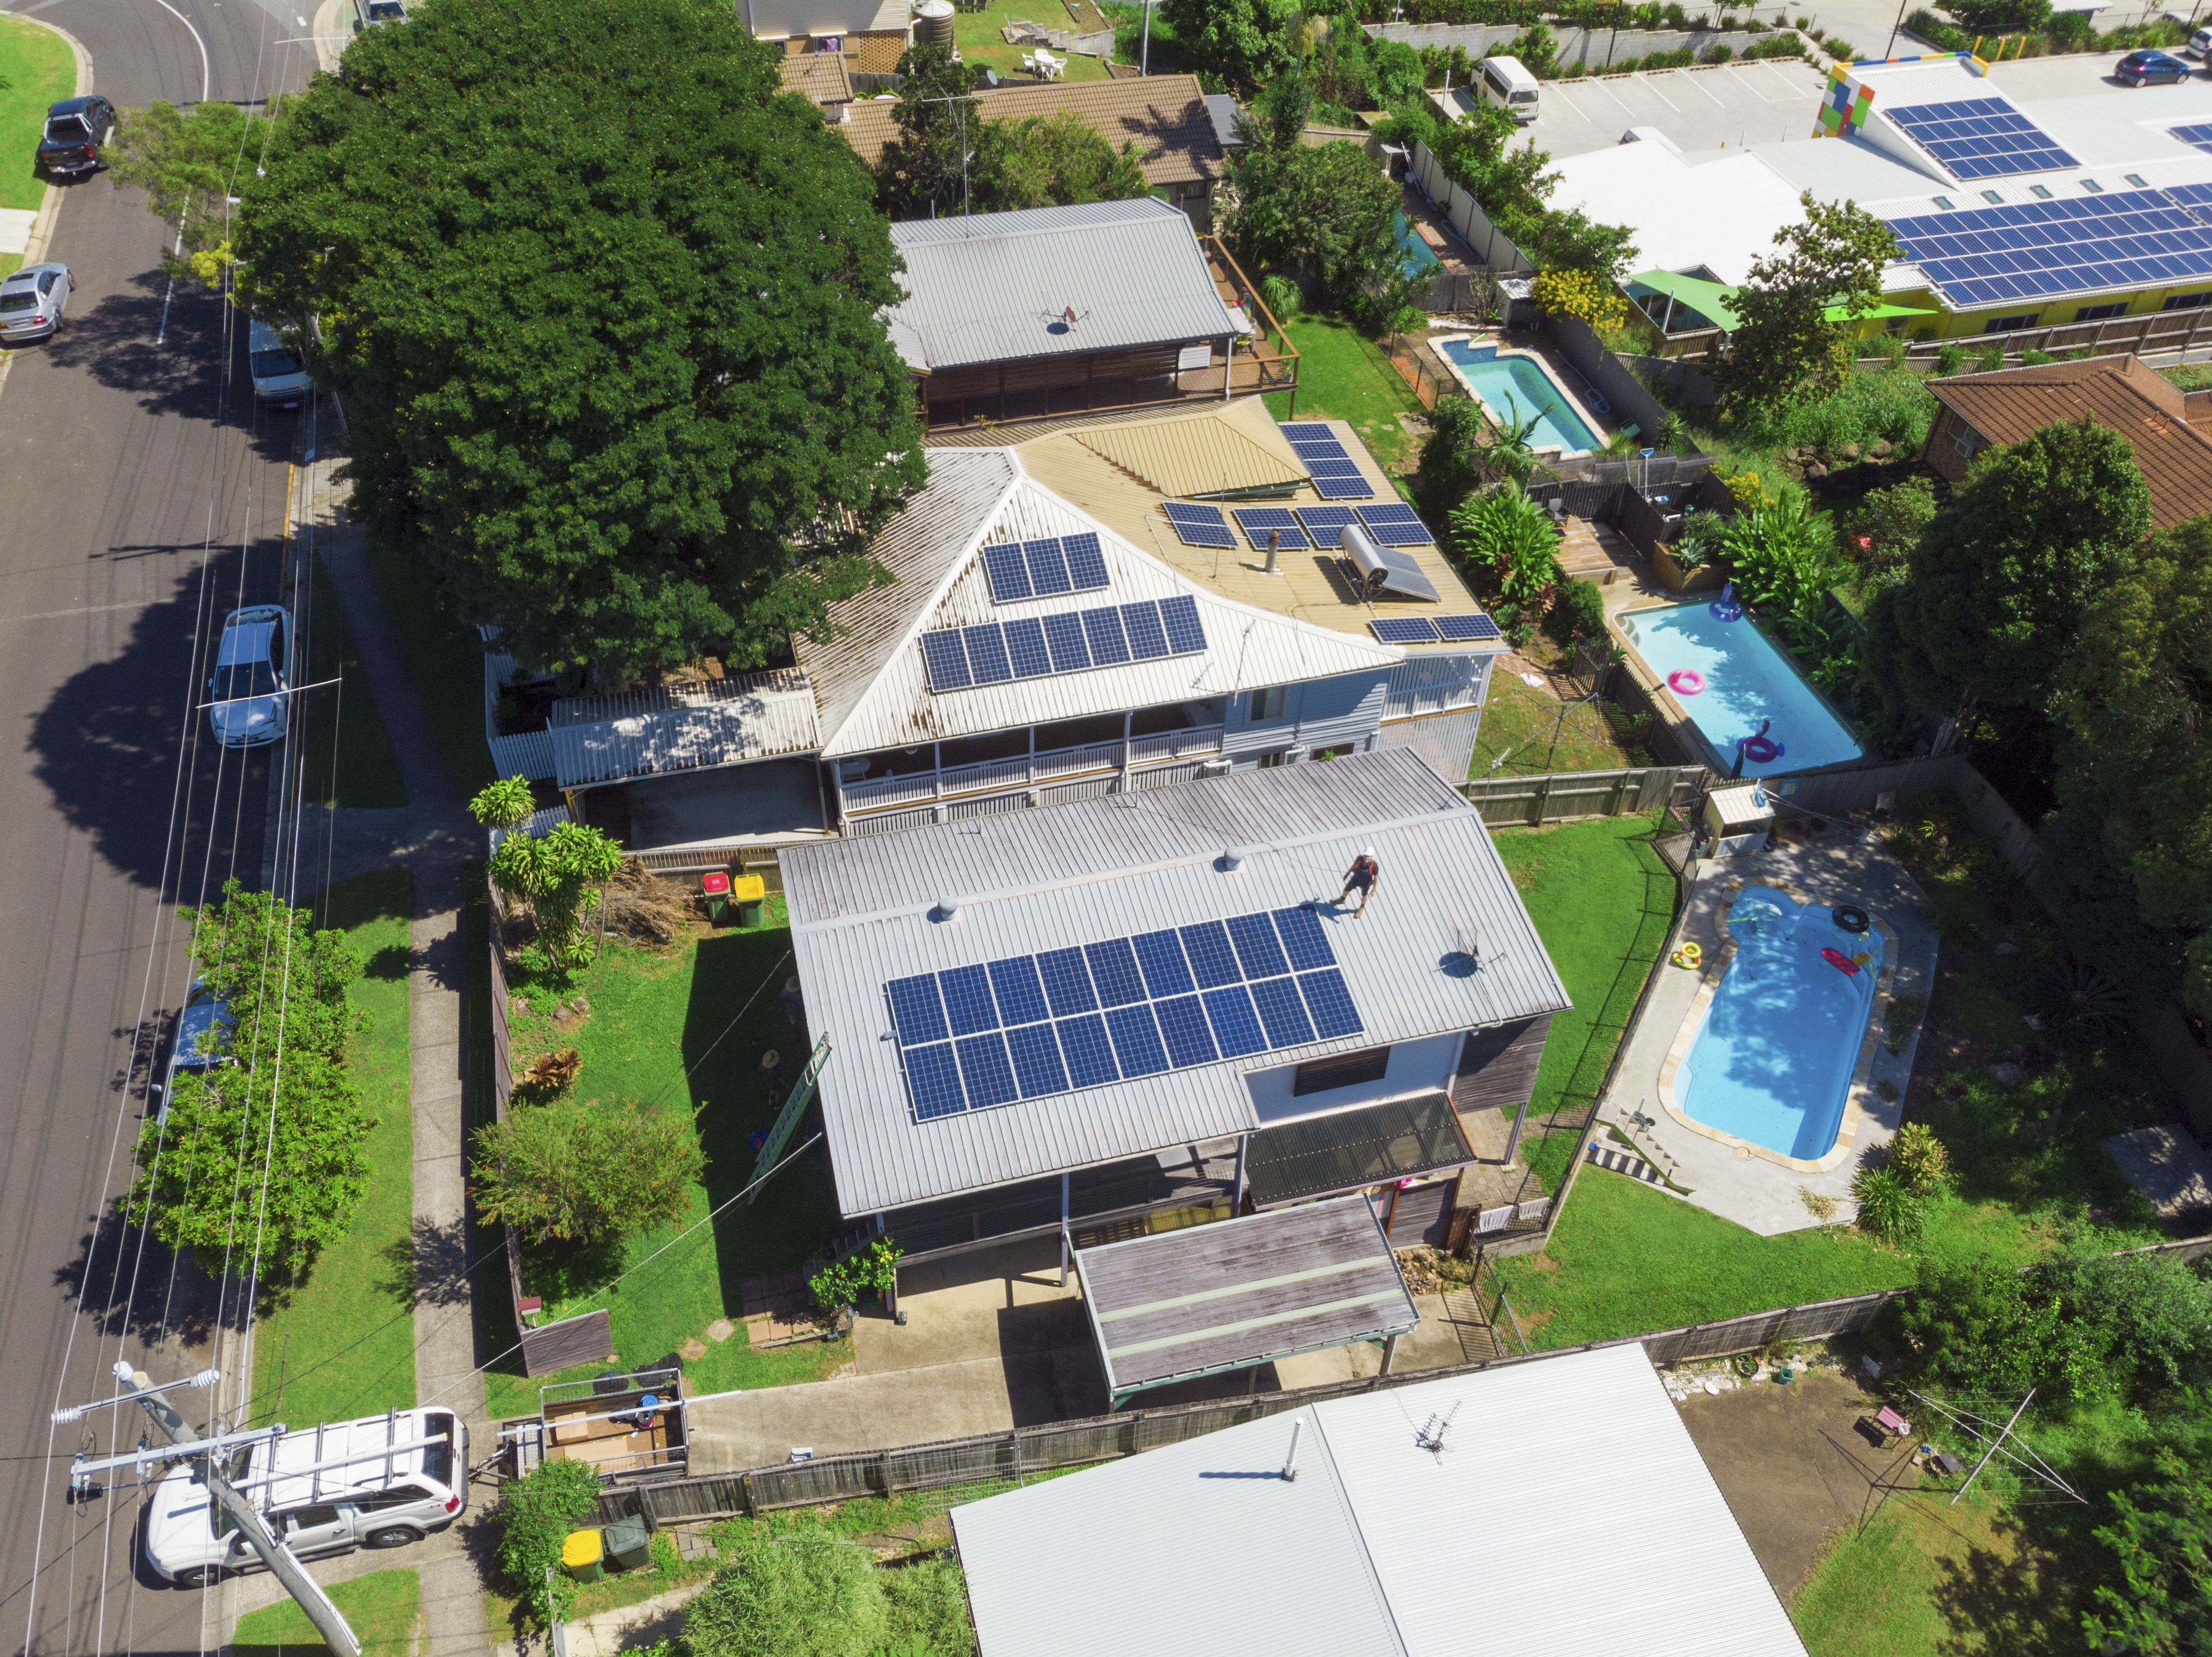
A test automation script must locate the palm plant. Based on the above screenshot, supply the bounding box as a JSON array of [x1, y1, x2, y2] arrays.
[[1477, 396, 1544, 489], [1450, 486, 1564, 608]]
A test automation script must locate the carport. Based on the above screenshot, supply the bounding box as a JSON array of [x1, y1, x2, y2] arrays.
[[1073, 1195, 1420, 1408]]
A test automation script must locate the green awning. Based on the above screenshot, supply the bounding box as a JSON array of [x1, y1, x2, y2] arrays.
[[1626, 269, 1939, 332]]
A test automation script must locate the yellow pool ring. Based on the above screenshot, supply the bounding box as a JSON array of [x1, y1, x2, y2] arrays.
[[1671, 941, 1704, 969]]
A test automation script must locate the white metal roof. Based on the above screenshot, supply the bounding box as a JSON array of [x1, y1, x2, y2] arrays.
[[548, 672, 821, 789], [781, 750, 1570, 1217], [951, 1343, 1807, 1657], [882, 198, 1245, 372], [800, 457, 1404, 760]]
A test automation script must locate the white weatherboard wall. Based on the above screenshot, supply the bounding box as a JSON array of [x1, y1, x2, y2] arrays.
[[1245, 1030, 1460, 1124], [953, 1342, 1807, 1657]]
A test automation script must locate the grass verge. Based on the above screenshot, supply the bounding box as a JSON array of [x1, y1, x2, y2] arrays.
[[0, 18, 74, 213], [248, 868, 418, 1428], [299, 550, 407, 809], [479, 898, 850, 1421], [365, 544, 497, 798], [1263, 313, 1425, 472], [234, 1565, 421, 1657]]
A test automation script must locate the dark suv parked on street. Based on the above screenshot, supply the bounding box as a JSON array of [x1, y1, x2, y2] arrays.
[[37, 96, 116, 177]]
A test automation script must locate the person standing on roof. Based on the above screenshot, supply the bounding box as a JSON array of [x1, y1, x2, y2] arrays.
[[1338, 847, 1380, 918]]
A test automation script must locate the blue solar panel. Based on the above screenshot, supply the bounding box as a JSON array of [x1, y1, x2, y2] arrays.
[[1372, 617, 1440, 644], [1305, 457, 1365, 479], [1057, 1013, 1120, 1087], [1042, 612, 1091, 672], [1122, 602, 1171, 660], [904, 1041, 968, 1120], [939, 964, 999, 1035], [1154, 995, 1219, 1067], [987, 956, 1050, 1027], [1299, 969, 1365, 1039], [1037, 947, 1097, 1016], [1159, 594, 1206, 654], [1005, 1022, 1070, 1099], [1291, 440, 1350, 463], [1886, 188, 2212, 306], [1084, 938, 1147, 1006], [1357, 504, 1434, 546], [1062, 531, 1110, 588], [1131, 930, 1196, 999], [1083, 607, 1132, 665], [1024, 537, 1073, 596], [921, 632, 972, 691], [1888, 97, 2077, 180], [887, 974, 949, 1046], [1003, 616, 1051, 679], [1435, 613, 1505, 642], [1248, 975, 1317, 1048], [964, 624, 1013, 684], [1232, 507, 1310, 550], [1162, 501, 1237, 548], [1202, 986, 1269, 1058], [1278, 422, 1336, 439], [1225, 913, 1289, 980], [1105, 1003, 1170, 1077], [983, 540, 1032, 603], [1272, 905, 1336, 972], [1178, 921, 1243, 989], [955, 1032, 1021, 1108], [1295, 505, 1362, 538], [1311, 472, 1376, 501], [2168, 180, 2212, 207]]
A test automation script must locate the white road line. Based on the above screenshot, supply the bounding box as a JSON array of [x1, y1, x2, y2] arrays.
[[0, 599, 155, 623], [1678, 67, 1726, 105], [150, 0, 212, 102]]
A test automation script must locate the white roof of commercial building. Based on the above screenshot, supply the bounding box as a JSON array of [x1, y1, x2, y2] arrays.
[[794, 445, 1404, 760], [951, 1342, 1807, 1657], [882, 198, 1246, 372], [780, 750, 1570, 1217], [1550, 142, 1810, 288]]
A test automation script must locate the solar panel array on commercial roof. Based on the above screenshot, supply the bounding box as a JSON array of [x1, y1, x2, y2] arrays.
[[2170, 123, 2212, 157], [1887, 97, 2078, 180], [1886, 189, 2212, 307]]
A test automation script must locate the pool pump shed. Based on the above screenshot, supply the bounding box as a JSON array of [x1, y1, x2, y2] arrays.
[[1703, 781, 1774, 857]]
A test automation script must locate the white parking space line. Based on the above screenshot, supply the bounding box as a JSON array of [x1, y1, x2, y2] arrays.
[[1639, 76, 1681, 112], [1724, 65, 1779, 103], [1756, 60, 1812, 97], [1677, 67, 1727, 105], [1547, 83, 1591, 121]]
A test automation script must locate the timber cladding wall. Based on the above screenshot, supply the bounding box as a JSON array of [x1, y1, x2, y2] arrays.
[[1451, 1014, 1551, 1117]]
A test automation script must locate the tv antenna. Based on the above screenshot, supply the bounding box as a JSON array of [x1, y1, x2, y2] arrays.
[[1415, 1402, 1461, 1460]]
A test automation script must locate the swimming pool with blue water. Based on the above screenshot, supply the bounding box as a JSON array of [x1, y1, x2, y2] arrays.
[[1677, 887, 1882, 1161], [1436, 339, 1602, 456], [1617, 602, 1863, 776]]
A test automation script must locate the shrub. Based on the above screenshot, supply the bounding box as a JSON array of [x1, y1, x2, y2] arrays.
[[1850, 1163, 1928, 1242], [1973, 344, 2004, 372], [1840, 477, 1938, 575], [2021, 347, 2055, 365], [1545, 577, 1608, 644], [497, 1460, 606, 1626], [1825, 35, 1857, 56], [680, 1531, 888, 1657], [1886, 1122, 1951, 1194], [1671, 508, 1724, 571], [810, 1236, 905, 1322], [1720, 470, 1765, 512], [1450, 488, 1564, 605], [515, 1047, 582, 1104], [882, 1557, 979, 1655], [1935, 343, 1966, 376], [1259, 272, 1303, 320], [1739, 366, 1940, 455], [474, 779, 626, 974], [1704, 42, 1734, 60], [472, 1100, 705, 1247]]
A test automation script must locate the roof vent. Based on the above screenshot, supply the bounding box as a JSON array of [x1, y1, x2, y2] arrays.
[[1280, 1419, 1302, 1483], [934, 894, 962, 921], [1220, 846, 1246, 872]]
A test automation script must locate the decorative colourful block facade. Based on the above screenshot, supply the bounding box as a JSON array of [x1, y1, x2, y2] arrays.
[[1814, 67, 1876, 139]]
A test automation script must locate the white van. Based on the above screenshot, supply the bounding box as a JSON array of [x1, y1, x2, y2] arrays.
[[144, 1408, 467, 1587], [1478, 55, 1542, 124]]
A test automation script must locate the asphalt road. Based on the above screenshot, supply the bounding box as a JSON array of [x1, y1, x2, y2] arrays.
[[0, 2, 319, 1652]]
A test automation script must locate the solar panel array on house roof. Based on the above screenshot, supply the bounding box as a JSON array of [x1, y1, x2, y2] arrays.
[[1230, 506, 1309, 550], [1886, 97, 2078, 180], [1886, 189, 2212, 308], [1294, 504, 1362, 541], [1356, 502, 1436, 547], [981, 532, 1112, 603], [885, 907, 1363, 1120], [921, 596, 1206, 691], [1279, 422, 1374, 499], [1161, 500, 1237, 548], [1368, 614, 1503, 645]]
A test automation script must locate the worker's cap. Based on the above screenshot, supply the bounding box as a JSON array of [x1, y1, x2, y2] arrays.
[[1362, 846, 1375, 857]]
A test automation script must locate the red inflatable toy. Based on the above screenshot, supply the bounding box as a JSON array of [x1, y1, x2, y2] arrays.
[[1820, 947, 1860, 976]]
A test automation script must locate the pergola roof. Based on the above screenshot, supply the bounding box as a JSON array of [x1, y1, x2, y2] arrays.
[[1074, 1195, 1417, 1404]]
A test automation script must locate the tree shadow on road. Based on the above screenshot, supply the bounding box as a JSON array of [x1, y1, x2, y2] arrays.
[[40, 268, 288, 438], [52, 1204, 220, 1351]]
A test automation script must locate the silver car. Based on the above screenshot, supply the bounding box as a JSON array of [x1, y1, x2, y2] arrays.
[[0, 263, 73, 343], [152, 980, 234, 1124], [208, 606, 290, 749], [248, 319, 311, 407]]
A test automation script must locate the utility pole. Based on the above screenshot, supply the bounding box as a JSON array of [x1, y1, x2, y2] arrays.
[[1141, 0, 1154, 75], [56, 1362, 363, 1657]]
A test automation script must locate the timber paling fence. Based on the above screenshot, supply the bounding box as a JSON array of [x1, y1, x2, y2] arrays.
[[585, 1236, 2206, 1530], [1457, 764, 1705, 827]]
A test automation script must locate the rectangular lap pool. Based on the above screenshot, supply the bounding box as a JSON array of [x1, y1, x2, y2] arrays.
[[1435, 339, 1601, 456], [1617, 602, 1863, 776], [1677, 887, 1883, 1161]]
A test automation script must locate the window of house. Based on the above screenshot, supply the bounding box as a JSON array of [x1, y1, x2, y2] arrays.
[[1292, 1047, 1391, 1096], [1982, 313, 2039, 334], [2164, 291, 2212, 311], [2074, 302, 2127, 323], [1953, 422, 1985, 460], [1249, 685, 1288, 721], [1256, 750, 1291, 769]]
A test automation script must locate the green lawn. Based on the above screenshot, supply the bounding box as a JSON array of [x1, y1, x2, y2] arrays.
[[247, 869, 418, 1429], [1472, 674, 1654, 779], [235, 1565, 421, 1657], [1490, 814, 1677, 1191], [365, 544, 498, 798], [1264, 313, 1425, 472], [300, 550, 408, 808], [954, 0, 1116, 82], [0, 18, 75, 213], [479, 899, 851, 1420]]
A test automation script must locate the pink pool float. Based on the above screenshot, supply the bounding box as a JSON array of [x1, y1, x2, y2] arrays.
[[1668, 669, 1706, 696], [1737, 719, 1784, 765]]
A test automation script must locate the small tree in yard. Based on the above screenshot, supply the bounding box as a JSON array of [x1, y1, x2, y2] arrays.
[[496, 1459, 605, 1626], [973, 111, 1148, 213], [472, 1102, 703, 1247], [1718, 193, 1897, 414], [1531, 267, 1627, 336], [873, 43, 980, 220], [472, 779, 625, 973]]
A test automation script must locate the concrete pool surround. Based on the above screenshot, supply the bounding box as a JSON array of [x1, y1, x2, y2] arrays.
[[1656, 880, 1903, 1174], [1431, 333, 1608, 460]]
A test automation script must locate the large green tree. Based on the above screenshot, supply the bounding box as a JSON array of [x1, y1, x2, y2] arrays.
[[236, 0, 924, 680], [874, 41, 980, 220], [105, 98, 258, 279], [1866, 417, 2151, 720], [2083, 1445, 2212, 1657], [1160, 0, 1295, 90], [972, 111, 1148, 213], [1718, 193, 1898, 412], [2047, 518, 2212, 1018]]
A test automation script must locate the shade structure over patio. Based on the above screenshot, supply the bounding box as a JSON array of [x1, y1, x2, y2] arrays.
[[1626, 267, 1938, 332], [1073, 1195, 1418, 1407]]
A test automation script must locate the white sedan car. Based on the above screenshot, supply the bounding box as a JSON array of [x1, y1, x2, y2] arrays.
[[248, 319, 310, 407], [207, 606, 290, 748]]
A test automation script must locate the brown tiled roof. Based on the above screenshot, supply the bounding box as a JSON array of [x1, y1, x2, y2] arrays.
[[839, 73, 1224, 186], [778, 52, 853, 105], [1928, 354, 2212, 533]]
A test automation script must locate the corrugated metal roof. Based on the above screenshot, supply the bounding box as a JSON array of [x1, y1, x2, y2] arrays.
[[550, 680, 820, 789], [804, 463, 1402, 759], [1070, 398, 1307, 497], [883, 199, 1243, 372], [951, 1343, 1808, 1657], [781, 751, 1570, 1217]]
